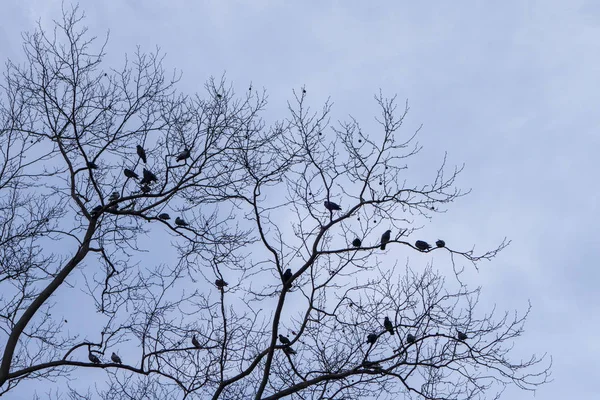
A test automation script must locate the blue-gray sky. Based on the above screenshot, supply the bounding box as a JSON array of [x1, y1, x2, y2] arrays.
[[1, 1, 598, 398]]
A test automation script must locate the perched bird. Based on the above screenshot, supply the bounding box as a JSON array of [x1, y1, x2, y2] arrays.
[[158, 213, 170, 220], [361, 360, 382, 370], [415, 240, 432, 251], [108, 192, 120, 202], [384, 316, 395, 335], [282, 346, 297, 355], [87, 161, 98, 169], [215, 279, 228, 289], [140, 168, 158, 185], [380, 230, 391, 250], [457, 331, 468, 341], [111, 352, 122, 364], [175, 217, 188, 226], [192, 335, 202, 349], [176, 148, 191, 162], [136, 145, 147, 163], [123, 168, 139, 179], [352, 238, 362, 248], [140, 184, 151, 194], [282, 269, 292, 284], [88, 352, 101, 364], [436, 239, 446, 248], [324, 200, 342, 211], [366, 333, 378, 345], [90, 205, 103, 218], [406, 333, 416, 344], [278, 334, 291, 346]]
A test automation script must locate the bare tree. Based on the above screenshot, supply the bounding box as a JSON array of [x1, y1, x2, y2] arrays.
[[0, 6, 550, 400]]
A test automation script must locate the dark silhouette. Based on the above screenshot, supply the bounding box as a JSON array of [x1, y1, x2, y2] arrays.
[[282, 346, 297, 355], [324, 200, 342, 211], [88, 353, 101, 364], [86, 161, 98, 169], [384, 317, 395, 335], [140, 184, 151, 193], [158, 213, 170, 220], [141, 168, 158, 185], [175, 217, 188, 226], [176, 148, 191, 162], [111, 352, 122, 364], [367, 333, 378, 345], [192, 335, 202, 349], [352, 238, 362, 248], [282, 269, 292, 285], [215, 279, 228, 289], [436, 239, 446, 248], [415, 240, 432, 251], [278, 334, 291, 346], [406, 333, 416, 344], [123, 168, 139, 179], [380, 230, 391, 250], [136, 145, 147, 163], [108, 192, 120, 202], [457, 331, 468, 341]]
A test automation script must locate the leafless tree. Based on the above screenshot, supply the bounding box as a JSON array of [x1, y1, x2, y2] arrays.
[[0, 5, 550, 400]]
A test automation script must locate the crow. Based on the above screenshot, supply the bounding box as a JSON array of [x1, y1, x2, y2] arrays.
[[436, 239, 446, 248], [215, 279, 228, 289], [352, 238, 362, 248], [158, 213, 170, 220], [282, 269, 292, 285], [108, 192, 120, 202], [367, 333, 378, 345], [136, 145, 147, 163], [278, 334, 291, 346], [415, 240, 432, 251], [141, 168, 158, 185], [124, 168, 139, 179], [111, 352, 122, 364], [457, 331, 468, 341], [380, 230, 391, 250], [384, 317, 395, 335], [87, 161, 98, 169], [175, 217, 188, 226], [324, 200, 342, 211], [282, 346, 297, 355], [406, 333, 416, 344], [90, 205, 103, 218], [176, 148, 191, 162], [88, 353, 101, 364]]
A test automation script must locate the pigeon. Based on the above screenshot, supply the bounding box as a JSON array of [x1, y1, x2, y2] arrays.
[[415, 240, 432, 251], [436, 239, 446, 248], [406, 333, 416, 344], [192, 335, 202, 349], [215, 279, 228, 289], [175, 217, 188, 226], [90, 205, 103, 218], [366, 333, 378, 345], [140, 168, 158, 185], [278, 334, 291, 346], [282, 269, 292, 285], [384, 317, 395, 335], [324, 200, 342, 211], [140, 184, 151, 194], [282, 346, 297, 355], [136, 145, 147, 163], [87, 161, 98, 169], [457, 331, 468, 341], [108, 192, 120, 202], [111, 352, 122, 364], [88, 353, 101, 364], [123, 169, 139, 179], [158, 213, 170, 220], [352, 238, 362, 248], [176, 148, 191, 162], [380, 230, 391, 250]]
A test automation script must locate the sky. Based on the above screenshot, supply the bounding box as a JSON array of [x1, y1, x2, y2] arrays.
[[1, 1, 599, 399]]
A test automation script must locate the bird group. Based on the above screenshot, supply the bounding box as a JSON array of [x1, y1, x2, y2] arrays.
[[87, 351, 123, 365]]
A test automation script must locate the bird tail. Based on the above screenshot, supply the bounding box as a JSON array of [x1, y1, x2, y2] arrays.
[[380, 244, 386, 250]]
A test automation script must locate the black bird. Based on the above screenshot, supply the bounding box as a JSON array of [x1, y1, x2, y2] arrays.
[[88, 352, 101, 364], [366, 333, 378, 345], [282, 269, 292, 285], [278, 334, 291, 346], [215, 279, 228, 289], [111, 352, 122, 364], [361, 360, 382, 370], [436, 239, 446, 248], [415, 240, 432, 251], [140, 184, 151, 193], [124, 168, 139, 179], [324, 200, 342, 211], [192, 335, 202, 349], [384, 317, 395, 335], [352, 238, 362, 248], [87, 161, 98, 169], [158, 213, 170, 220], [136, 145, 147, 163], [282, 346, 297, 355], [108, 192, 120, 202], [406, 333, 416, 344], [140, 168, 158, 185], [90, 205, 103, 218], [457, 331, 468, 341], [175, 217, 188, 226], [176, 148, 191, 162], [380, 230, 391, 250]]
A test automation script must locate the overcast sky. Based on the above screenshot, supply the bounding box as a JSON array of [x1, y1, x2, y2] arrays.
[[1, 1, 599, 399]]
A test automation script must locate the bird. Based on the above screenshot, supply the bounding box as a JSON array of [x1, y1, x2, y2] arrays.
[[278, 334, 291, 346], [158, 213, 170, 220], [457, 331, 468, 341], [87, 161, 98, 169], [406, 333, 416, 344], [192, 335, 202, 349], [136, 145, 147, 163], [88, 352, 101, 364], [282, 346, 297, 355], [436, 239, 446, 248], [380, 230, 391, 250], [108, 192, 120, 202], [140, 168, 158, 185], [282, 269, 292, 285], [324, 200, 342, 211], [415, 240, 432, 251], [215, 279, 228, 289], [352, 238, 362, 248], [111, 352, 122, 364], [123, 168, 139, 179], [175, 217, 188, 226], [384, 317, 395, 335], [176, 148, 191, 162], [140, 184, 151, 193], [90, 205, 103, 218], [361, 360, 382, 370], [366, 333, 378, 345]]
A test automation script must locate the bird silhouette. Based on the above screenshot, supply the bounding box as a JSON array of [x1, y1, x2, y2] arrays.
[[282, 346, 297, 355], [457, 331, 468, 341], [90, 205, 102, 218], [278, 334, 291, 346], [415, 240, 432, 251], [111, 352, 122, 364], [324, 200, 342, 211], [406, 333, 416, 344], [136, 145, 147, 163], [87, 161, 98, 169], [176, 148, 191, 162], [215, 279, 228, 289], [123, 168, 139, 179], [175, 217, 188, 226], [140, 184, 151, 193], [352, 238, 362, 248], [380, 230, 391, 250], [282, 269, 292, 285], [436, 239, 445, 248], [108, 192, 120, 202], [192, 335, 202, 349], [367, 333, 378, 344], [140, 168, 158, 185], [88, 352, 101, 364], [384, 317, 395, 335], [158, 213, 170, 220], [361, 360, 382, 370]]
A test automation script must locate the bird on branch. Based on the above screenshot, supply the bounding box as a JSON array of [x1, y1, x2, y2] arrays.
[[111, 352, 122, 364], [176, 148, 191, 162], [215, 279, 228, 289], [88, 352, 101, 364], [384, 316, 395, 335], [140, 168, 158, 185], [406, 333, 416, 344], [124, 168, 139, 179], [192, 335, 202, 349], [380, 230, 391, 250], [352, 238, 362, 248], [436, 239, 446, 248], [415, 240, 432, 251], [324, 200, 342, 211], [457, 331, 468, 341], [158, 213, 170, 220], [367, 333, 378, 344], [175, 217, 188, 226], [278, 334, 291, 346], [136, 145, 147, 163]]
